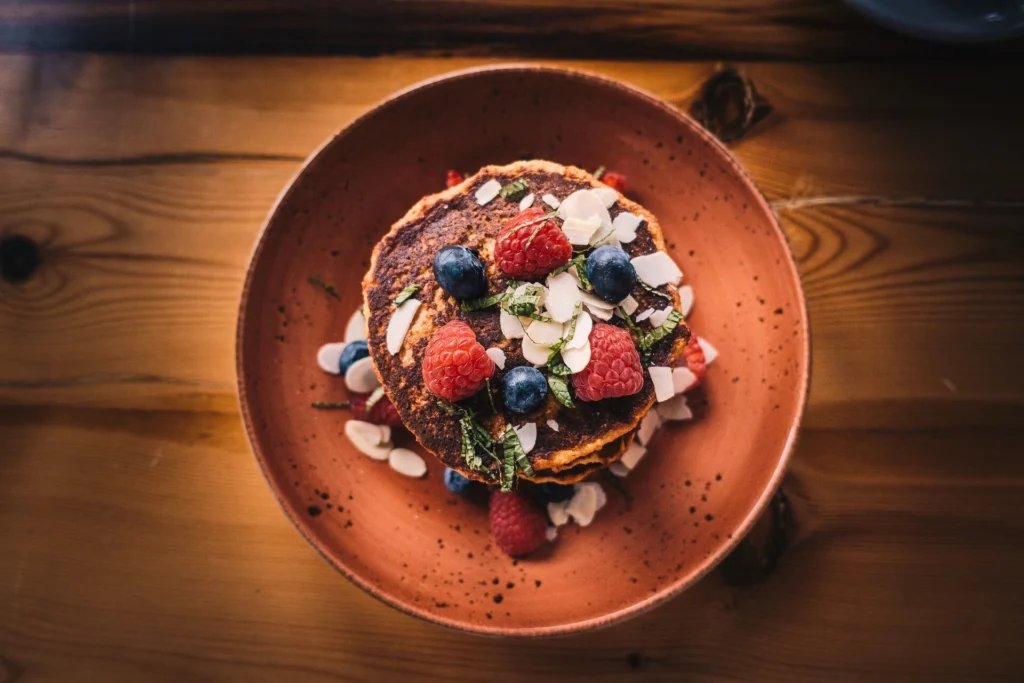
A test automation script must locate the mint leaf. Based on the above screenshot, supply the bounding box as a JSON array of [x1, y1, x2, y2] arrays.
[[392, 284, 420, 306], [498, 178, 529, 201], [638, 309, 683, 351], [548, 376, 575, 408], [461, 292, 507, 312], [639, 280, 672, 300]]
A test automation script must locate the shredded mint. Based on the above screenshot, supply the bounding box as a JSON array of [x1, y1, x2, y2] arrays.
[[619, 307, 641, 337], [364, 386, 385, 412], [499, 426, 518, 492], [548, 376, 575, 409], [563, 302, 582, 343], [307, 275, 339, 298], [461, 292, 507, 312], [638, 309, 683, 351], [460, 418, 483, 471], [392, 284, 420, 306], [498, 178, 530, 201], [484, 378, 497, 414], [639, 280, 672, 300], [441, 400, 497, 475]]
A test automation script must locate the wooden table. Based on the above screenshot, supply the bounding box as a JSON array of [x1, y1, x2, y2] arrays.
[[2, 3, 1023, 681]]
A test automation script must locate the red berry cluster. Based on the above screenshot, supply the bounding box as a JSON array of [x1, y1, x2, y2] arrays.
[[422, 321, 495, 402], [494, 207, 572, 279], [572, 323, 645, 402]]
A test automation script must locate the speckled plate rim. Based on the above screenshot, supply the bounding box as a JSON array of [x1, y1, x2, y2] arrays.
[[235, 63, 811, 637]]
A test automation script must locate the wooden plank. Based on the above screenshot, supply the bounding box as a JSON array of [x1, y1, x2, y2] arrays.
[[3, 56, 1023, 201], [2, 0, 1021, 60], [2, 409, 1022, 681]]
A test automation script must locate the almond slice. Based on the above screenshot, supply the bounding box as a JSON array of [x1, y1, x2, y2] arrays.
[[699, 336, 719, 366], [678, 285, 695, 318], [500, 309, 526, 339], [546, 419, 560, 432], [619, 295, 639, 316], [561, 215, 601, 245], [344, 356, 380, 393], [673, 366, 698, 394], [522, 336, 553, 366], [579, 289, 616, 311], [475, 179, 502, 205], [657, 393, 693, 421], [388, 448, 428, 478], [564, 310, 593, 350], [545, 271, 582, 323], [635, 308, 655, 322], [386, 298, 421, 355], [586, 303, 614, 321], [648, 366, 675, 402], [557, 189, 612, 232], [548, 500, 571, 526], [344, 420, 391, 461], [594, 186, 618, 208], [609, 462, 631, 478], [561, 341, 592, 373], [612, 212, 642, 243], [526, 319, 564, 346], [316, 342, 345, 375], [542, 193, 561, 209], [637, 409, 662, 445], [620, 441, 647, 470], [515, 422, 537, 454], [344, 308, 366, 343], [648, 306, 674, 328], [545, 526, 559, 541], [630, 252, 683, 287], [567, 482, 607, 527], [519, 193, 535, 210], [485, 347, 506, 370]]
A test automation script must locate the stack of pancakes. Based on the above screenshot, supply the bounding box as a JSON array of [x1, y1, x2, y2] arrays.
[[363, 161, 688, 484]]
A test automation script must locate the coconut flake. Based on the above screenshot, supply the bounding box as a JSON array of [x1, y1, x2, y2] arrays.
[[565, 310, 593, 349], [519, 193, 535, 210], [561, 215, 601, 245], [635, 308, 655, 322], [548, 500, 571, 526], [567, 482, 607, 527], [545, 526, 559, 541], [612, 212, 642, 243], [344, 420, 391, 460], [316, 343, 345, 375], [699, 336, 719, 366], [542, 193, 560, 209], [545, 271, 582, 323], [546, 419, 560, 432], [558, 189, 612, 232], [388, 448, 427, 478], [678, 285, 694, 318], [619, 295, 639, 316], [620, 441, 647, 470], [515, 422, 537, 454], [631, 252, 683, 287], [594, 186, 618, 208], [579, 289, 616, 311], [386, 298, 421, 355], [345, 356, 380, 393], [648, 366, 675, 402], [586, 304, 614, 321], [657, 393, 693, 421], [500, 309, 526, 339], [522, 336, 553, 366], [673, 366, 699, 394], [609, 462, 631, 478], [561, 342, 592, 373], [648, 306, 674, 328], [637, 410, 662, 445], [526, 319, 564, 346], [475, 179, 502, 205], [344, 309, 366, 343], [485, 347, 506, 370]]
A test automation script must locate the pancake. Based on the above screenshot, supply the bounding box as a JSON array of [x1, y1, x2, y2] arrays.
[[363, 160, 688, 484]]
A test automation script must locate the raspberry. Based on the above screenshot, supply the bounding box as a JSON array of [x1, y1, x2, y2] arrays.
[[572, 323, 644, 401], [422, 321, 495, 402], [446, 169, 464, 188], [679, 333, 707, 388], [495, 207, 572, 278], [349, 393, 403, 427], [600, 171, 627, 192], [489, 490, 548, 557]]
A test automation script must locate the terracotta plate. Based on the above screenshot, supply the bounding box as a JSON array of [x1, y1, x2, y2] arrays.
[[236, 65, 809, 636]]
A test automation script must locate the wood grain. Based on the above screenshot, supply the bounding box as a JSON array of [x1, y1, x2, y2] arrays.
[[2, 54, 1024, 681], [3, 0, 1022, 59]]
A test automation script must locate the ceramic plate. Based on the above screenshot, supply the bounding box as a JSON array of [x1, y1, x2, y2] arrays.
[[236, 65, 809, 635]]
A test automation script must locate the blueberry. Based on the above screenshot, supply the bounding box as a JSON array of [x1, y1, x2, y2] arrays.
[[433, 245, 487, 300], [537, 483, 575, 503], [501, 366, 548, 414], [338, 340, 369, 375], [444, 467, 478, 496], [586, 245, 637, 303]]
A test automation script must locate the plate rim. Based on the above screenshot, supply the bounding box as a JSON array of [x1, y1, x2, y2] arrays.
[[235, 63, 811, 637]]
